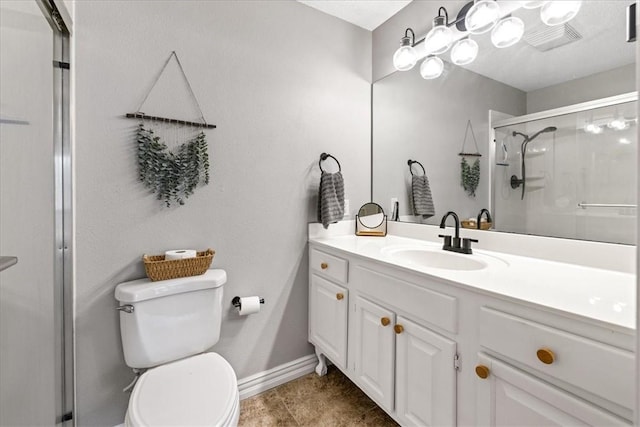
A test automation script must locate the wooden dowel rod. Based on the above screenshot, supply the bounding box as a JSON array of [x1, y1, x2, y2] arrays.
[[125, 113, 216, 129]]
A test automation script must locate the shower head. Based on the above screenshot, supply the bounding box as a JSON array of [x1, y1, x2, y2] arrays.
[[512, 126, 557, 142], [511, 126, 557, 200]]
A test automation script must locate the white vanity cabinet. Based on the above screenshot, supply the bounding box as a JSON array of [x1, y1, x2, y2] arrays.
[[351, 295, 457, 426], [308, 240, 635, 426], [309, 245, 458, 426], [308, 249, 349, 373]]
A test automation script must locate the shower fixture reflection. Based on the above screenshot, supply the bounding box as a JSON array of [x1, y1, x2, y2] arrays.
[[510, 126, 557, 199]]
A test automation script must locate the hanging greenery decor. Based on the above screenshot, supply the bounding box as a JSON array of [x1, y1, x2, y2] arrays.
[[461, 157, 480, 197], [137, 124, 210, 207], [458, 119, 482, 197]]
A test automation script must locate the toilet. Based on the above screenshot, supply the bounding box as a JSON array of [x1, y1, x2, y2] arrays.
[[115, 269, 240, 426]]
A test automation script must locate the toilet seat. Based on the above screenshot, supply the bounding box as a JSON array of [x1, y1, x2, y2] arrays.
[[126, 352, 239, 427]]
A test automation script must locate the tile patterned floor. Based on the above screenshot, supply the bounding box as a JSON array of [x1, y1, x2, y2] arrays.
[[238, 366, 399, 426]]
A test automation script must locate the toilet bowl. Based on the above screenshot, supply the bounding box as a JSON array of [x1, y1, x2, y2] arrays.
[[125, 353, 239, 427]]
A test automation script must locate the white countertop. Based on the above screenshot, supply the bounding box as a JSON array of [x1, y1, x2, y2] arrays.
[[310, 234, 636, 331]]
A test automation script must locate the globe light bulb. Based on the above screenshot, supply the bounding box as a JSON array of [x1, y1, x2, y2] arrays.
[[451, 38, 479, 65], [420, 56, 444, 80], [491, 16, 525, 48], [393, 36, 417, 71], [424, 16, 453, 55], [466, 0, 501, 34], [540, 1, 582, 26], [584, 123, 603, 134], [608, 117, 628, 131]]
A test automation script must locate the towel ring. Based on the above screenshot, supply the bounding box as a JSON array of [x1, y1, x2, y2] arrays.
[[319, 153, 341, 173], [408, 159, 425, 176]]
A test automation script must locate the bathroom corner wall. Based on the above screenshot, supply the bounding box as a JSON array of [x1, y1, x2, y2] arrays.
[[526, 63, 636, 113], [72, 1, 371, 424]]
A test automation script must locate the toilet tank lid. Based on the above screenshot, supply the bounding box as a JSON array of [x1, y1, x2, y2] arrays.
[[115, 269, 227, 303]]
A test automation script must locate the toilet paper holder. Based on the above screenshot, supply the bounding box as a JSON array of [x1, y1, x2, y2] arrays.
[[231, 296, 265, 309]]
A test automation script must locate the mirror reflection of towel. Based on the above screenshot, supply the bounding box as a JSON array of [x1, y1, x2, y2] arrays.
[[318, 171, 345, 228], [412, 175, 435, 218]]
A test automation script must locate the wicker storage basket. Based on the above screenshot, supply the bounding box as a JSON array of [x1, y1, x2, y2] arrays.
[[461, 220, 492, 230], [143, 248, 215, 281]]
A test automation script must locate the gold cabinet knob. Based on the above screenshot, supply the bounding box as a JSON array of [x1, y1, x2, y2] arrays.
[[475, 365, 490, 379], [537, 348, 555, 365], [394, 324, 404, 334], [381, 317, 391, 326], [320, 262, 328, 270], [336, 293, 344, 301]]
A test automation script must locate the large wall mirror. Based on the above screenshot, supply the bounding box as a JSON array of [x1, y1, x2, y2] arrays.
[[372, 1, 636, 244]]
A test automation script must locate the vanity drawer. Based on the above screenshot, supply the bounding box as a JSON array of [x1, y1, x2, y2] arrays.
[[479, 307, 634, 410], [353, 266, 457, 334], [310, 248, 348, 284]]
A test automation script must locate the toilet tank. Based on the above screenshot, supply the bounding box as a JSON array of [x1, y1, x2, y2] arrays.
[[115, 269, 227, 369]]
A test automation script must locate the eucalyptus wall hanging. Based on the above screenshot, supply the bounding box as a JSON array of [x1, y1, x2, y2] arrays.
[[125, 51, 216, 207], [459, 120, 482, 197]]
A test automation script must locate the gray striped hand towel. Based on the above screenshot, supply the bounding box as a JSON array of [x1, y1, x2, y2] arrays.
[[317, 171, 345, 229], [412, 175, 435, 218]]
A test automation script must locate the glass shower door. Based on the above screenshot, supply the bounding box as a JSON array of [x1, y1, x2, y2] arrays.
[[493, 98, 637, 245], [0, 1, 65, 425]]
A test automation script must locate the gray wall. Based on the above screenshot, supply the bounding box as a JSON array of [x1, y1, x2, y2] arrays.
[[527, 63, 636, 113], [73, 1, 371, 425]]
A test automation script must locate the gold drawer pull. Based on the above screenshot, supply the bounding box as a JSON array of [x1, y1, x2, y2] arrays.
[[394, 324, 404, 334], [320, 262, 328, 270], [381, 317, 391, 326], [336, 293, 344, 301], [475, 365, 490, 379], [537, 348, 555, 365]]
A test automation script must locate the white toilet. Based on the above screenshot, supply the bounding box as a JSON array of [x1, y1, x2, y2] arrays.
[[115, 269, 240, 426]]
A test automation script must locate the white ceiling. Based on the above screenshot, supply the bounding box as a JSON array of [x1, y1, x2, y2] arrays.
[[297, 0, 412, 31]]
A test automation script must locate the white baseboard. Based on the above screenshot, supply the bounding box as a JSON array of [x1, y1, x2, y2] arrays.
[[237, 354, 318, 400]]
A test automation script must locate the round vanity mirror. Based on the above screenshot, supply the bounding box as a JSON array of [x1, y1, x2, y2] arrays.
[[357, 202, 385, 229]]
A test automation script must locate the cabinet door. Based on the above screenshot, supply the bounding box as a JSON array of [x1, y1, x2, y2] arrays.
[[309, 275, 348, 369], [353, 296, 395, 411], [395, 316, 457, 427], [475, 354, 631, 426]]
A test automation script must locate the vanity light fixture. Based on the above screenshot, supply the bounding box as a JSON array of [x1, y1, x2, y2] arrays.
[[491, 16, 525, 48], [392, 1, 582, 79], [424, 7, 454, 54], [451, 37, 479, 65], [619, 138, 632, 145], [393, 28, 418, 71], [540, 1, 582, 26], [465, 0, 501, 34], [420, 55, 445, 79]]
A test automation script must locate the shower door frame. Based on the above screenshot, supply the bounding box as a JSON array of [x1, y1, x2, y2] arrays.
[[489, 91, 638, 231], [35, 0, 74, 424]]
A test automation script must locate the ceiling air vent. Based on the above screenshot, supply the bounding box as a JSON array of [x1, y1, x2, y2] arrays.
[[523, 23, 582, 52]]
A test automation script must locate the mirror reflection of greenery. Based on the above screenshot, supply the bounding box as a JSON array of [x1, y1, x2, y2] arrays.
[[461, 157, 480, 197], [136, 124, 210, 207]]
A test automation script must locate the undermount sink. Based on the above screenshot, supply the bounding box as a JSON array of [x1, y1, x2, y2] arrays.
[[382, 245, 503, 271]]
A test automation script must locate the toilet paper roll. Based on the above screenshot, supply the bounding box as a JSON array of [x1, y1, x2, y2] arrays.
[[165, 249, 197, 261], [238, 296, 261, 316]]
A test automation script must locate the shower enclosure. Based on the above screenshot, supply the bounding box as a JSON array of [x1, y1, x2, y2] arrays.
[[0, 1, 72, 425], [492, 93, 637, 245]]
